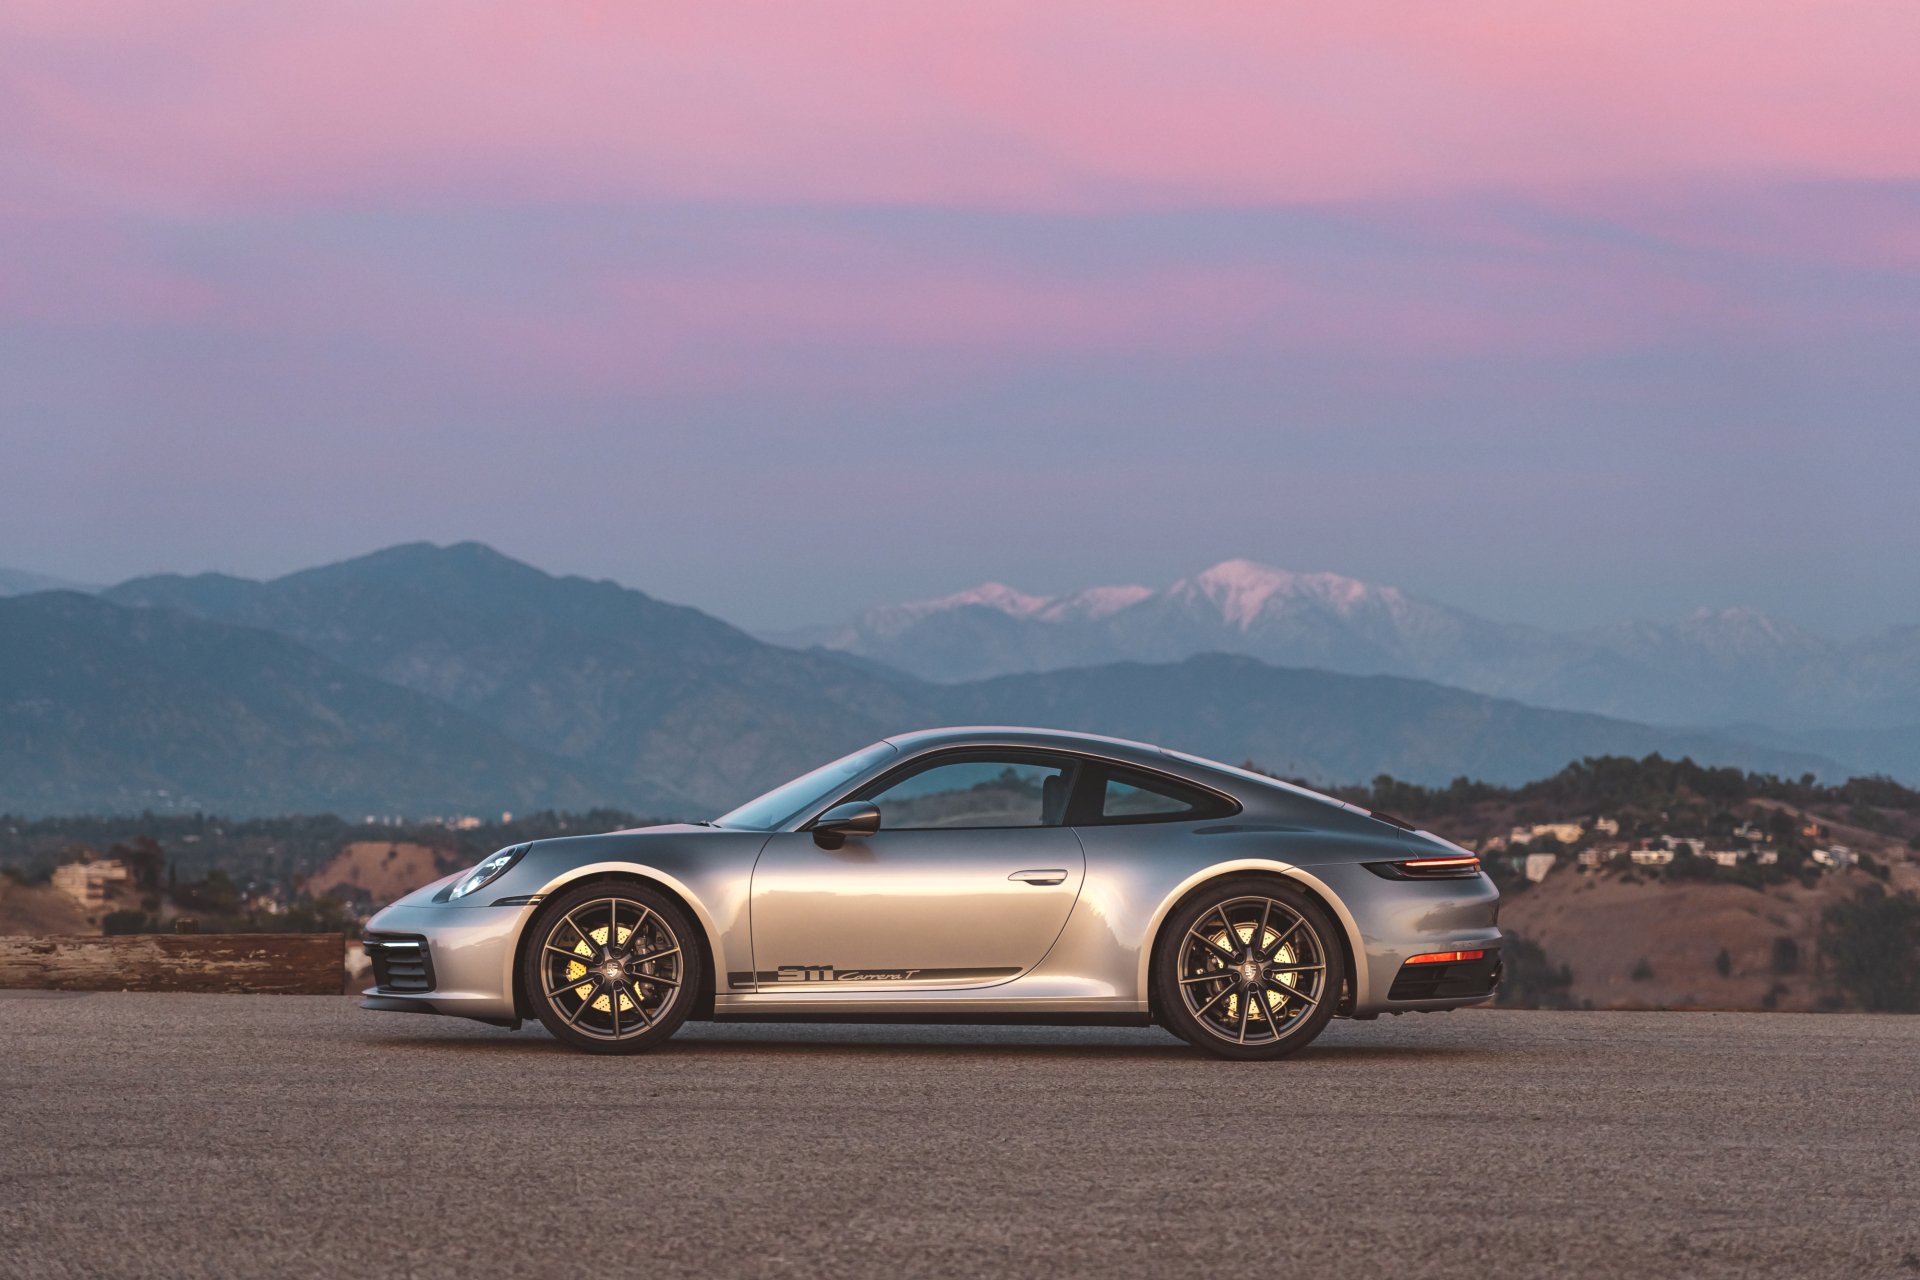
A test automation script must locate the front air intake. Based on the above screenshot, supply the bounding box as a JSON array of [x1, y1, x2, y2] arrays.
[[364, 934, 435, 993]]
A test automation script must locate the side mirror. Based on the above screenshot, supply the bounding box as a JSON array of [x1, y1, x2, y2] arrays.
[[812, 800, 881, 849]]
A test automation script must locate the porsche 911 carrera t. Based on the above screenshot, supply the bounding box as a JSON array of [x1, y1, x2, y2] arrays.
[[361, 727, 1502, 1059]]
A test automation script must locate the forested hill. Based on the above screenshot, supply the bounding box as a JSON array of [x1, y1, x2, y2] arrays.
[[1292, 754, 1920, 866]]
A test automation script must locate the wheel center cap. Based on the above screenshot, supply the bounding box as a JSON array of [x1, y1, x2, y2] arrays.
[[598, 960, 624, 984], [1238, 960, 1264, 986]]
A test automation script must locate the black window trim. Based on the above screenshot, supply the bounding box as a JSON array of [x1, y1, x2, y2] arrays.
[[1066, 760, 1241, 827], [807, 747, 1086, 832]]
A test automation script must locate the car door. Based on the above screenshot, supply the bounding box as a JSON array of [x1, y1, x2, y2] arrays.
[[745, 751, 1086, 991]]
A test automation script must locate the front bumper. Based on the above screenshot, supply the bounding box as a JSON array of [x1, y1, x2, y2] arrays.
[[357, 901, 531, 1023]]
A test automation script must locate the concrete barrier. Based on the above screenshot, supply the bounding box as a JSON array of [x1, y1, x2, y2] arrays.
[[0, 933, 347, 994]]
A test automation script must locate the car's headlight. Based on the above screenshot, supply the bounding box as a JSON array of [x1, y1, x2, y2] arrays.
[[447, 844, 529, 900]]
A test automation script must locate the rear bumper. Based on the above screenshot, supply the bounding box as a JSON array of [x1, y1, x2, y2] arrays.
[[1387, 948, 1503, 1003], [1299, 862, 1503, 1015]]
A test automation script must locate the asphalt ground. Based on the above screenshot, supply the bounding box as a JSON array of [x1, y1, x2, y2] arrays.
[[2, 994, 1917, 1279]]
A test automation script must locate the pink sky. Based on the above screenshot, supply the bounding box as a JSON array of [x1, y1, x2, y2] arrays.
[[2, 2, 1918, 631], [7, 2, 1920, 212]]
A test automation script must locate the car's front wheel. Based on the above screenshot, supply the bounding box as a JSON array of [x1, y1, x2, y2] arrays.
[[1152, 876, 1343, 1061], [520, 880, 700, 1054]]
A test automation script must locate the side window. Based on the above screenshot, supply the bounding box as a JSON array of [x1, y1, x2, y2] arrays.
[[1091, 767, 1231, 824], [862, 755, 1074, 830]]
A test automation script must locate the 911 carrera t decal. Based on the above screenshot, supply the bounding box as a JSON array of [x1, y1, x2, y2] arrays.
[[727, 965, 1022, 989]]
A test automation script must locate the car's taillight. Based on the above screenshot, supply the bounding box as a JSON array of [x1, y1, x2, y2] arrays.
[[1363, 855, 1482, 880], [1404, 949, 1486, 966]]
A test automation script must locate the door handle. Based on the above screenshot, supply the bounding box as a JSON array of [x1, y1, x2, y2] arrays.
[[1008, 868, 1067, 886]]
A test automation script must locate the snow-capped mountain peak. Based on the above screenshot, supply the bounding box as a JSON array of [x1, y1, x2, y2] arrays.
[[854, 560, 1427, 643], [850, 581, 1056, 641], [1684, 606, 1802, 641], [1171, 559, 1406, 630], [768, 561, 1914, 738], [1038, 584, 1154, 622], [925, 582, 1053, 617], [1588, 607, 1829, 665], [868, 580, 1155, 631]]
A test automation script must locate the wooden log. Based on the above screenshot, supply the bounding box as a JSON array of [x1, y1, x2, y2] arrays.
[[0, 933, 347, 995]]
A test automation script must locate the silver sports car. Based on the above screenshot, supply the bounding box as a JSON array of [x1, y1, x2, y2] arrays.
[[361, 727, 1501, 1059]]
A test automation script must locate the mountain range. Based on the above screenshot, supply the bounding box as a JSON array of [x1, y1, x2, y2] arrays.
[[773, 559, 1920, 734], [0, 589, 621, 817], [0, 543, 1871, 817], [0, 568, 96, 597]]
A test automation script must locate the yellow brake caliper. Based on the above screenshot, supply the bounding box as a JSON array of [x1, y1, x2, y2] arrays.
[[564, 925, 639, 1014]]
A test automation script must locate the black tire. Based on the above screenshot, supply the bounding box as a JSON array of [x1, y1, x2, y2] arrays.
[[1152, 876, 1344, 1061], [520, 879, 701, 1055]]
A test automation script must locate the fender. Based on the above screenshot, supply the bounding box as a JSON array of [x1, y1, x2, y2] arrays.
[[519, 859, 744, 1010], [1135, 858, 1369, 1013]]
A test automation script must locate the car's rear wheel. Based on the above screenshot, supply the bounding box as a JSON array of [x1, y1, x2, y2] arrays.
[[1152, 877, 1343, 1061], [521, 881, 700, 1054]]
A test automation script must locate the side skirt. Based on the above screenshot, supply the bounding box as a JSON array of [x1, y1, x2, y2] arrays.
[[706, 1011, 1157, 1028]]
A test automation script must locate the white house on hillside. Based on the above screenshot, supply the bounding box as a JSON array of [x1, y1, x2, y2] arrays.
[[1509, 823, 1585, 846], [51, 858, 130, 907]]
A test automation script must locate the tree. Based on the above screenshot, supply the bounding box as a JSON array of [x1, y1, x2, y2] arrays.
[[109, 837, 166, 890], [1494, 932, 1574, 1009], [1820, 886, 1920, 1012], [102, 910, 148, 936], [176, 868, 240, 915]]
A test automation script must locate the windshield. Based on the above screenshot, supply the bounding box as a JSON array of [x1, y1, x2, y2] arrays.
[[713, 742, 898, 831]]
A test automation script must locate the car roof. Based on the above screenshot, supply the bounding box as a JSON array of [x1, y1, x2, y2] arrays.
[[883, 724, 1164, 756], [878, 725, 1368, 818]]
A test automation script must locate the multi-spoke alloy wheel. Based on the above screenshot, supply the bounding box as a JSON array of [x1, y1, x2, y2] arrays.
[[521, 881, 701, 1054], [1152, 877, 1344, 1060]]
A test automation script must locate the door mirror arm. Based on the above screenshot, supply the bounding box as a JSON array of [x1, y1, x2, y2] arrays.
[[810, 800, 882, 850]]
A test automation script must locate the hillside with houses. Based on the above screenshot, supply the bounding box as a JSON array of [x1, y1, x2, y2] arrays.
[[1251, 755, 1920, 1011], [0, 810, 648, 938]]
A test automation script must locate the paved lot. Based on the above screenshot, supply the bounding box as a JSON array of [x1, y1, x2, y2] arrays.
[[2, 995, 1917, 1279]]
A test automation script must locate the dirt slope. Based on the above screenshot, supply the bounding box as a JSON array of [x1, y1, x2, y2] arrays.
[[1500, 864, 1909, 1010], [307, 841, 450, 909], [0, 881, 97, 935]]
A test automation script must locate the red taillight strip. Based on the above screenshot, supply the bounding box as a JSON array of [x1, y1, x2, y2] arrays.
[[1405, 949, 1486, 966]]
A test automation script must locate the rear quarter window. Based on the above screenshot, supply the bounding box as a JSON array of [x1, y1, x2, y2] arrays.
[[1080, 765, 1237, 825]]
